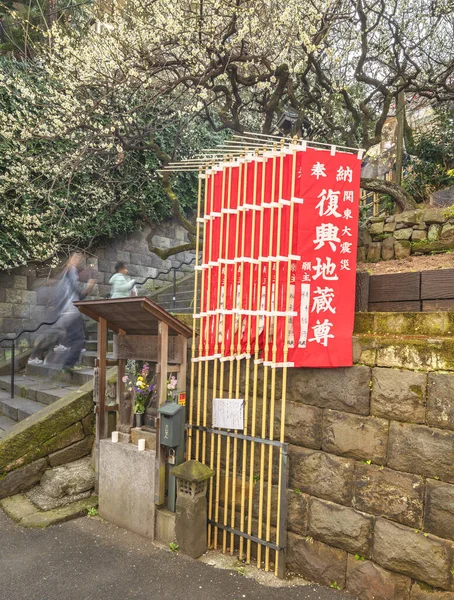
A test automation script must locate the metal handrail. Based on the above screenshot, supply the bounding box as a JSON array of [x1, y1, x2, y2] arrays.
[[0, 255, 197, 399]]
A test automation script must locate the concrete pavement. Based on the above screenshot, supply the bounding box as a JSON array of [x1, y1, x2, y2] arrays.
[[0, 510, 355, 600]]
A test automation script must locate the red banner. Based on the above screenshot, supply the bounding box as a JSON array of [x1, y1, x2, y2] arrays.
[[198, 145, 361, 368]]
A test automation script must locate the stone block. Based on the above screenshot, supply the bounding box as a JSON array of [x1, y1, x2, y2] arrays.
[[0, 494, 37, 522], [155, 507, 176, 545], [357, 247, 367, 262], [3, 318, 25, 333], [81, 413, 95, 436], [130, 252, 154, 268], [425, 479, 454, 541], [394, 240, 412, 259], [322, 410, 389, 463], [371, 367, 426, 423], [0, 273, 14, 288], [6, 288, 22, 304], [372, 518, 453, 590], [286, 366, 371, 415], [20, 496, 98, 528], [428, 224, 443, 241], [423, 208, 446, 224], [441, 224, 454, 242], [308, 497, 373, 556], [346, 554, 411, 600], [0, 303, 13, 318], [387, 422, 454, 483], [280, 402, 322, 449], [13, 304, 29, 319], [395, 210, 423, 226], [287, 490, 309, 536], [411, 582, 454, 599], [130, 427, 156, 450], [21, 290, 36, 304], [13, 275, 27, 290], [394, 227, 413, 240], [0, 459, 47, 499], [354, 464, 424, 528], [370, 222, 385, 236], [427, 373, 454, 431], [287, 532, 347, 588], [99, 440, 156, 539], [289, 446, 355, 505], [383, 222, 396, 233], [412, 230, 427, 241], [48, 436, 94, 467], [381, 236, 395, 260], [367, 242, 382, 262]]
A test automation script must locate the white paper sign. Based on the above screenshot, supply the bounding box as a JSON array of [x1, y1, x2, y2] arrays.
[[213, 398, 244, 430]]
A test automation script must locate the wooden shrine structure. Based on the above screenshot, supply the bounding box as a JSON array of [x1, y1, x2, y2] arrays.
[[74, 296, 192, 504]]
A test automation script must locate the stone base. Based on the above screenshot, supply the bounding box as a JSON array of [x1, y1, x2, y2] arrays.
[[130, 428, 156, 450], [155, 507, 176, 545], [99, 440, 156, 539]]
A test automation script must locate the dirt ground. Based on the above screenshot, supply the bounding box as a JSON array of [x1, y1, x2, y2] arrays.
[[357, 252, 454, 275]]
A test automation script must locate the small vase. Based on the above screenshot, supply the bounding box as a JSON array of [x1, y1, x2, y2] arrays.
[[134, 413, 144, 428]]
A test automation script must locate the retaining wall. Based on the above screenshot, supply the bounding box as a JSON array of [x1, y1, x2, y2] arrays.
[[0, 220, 195, 354], [359, 206, 454, 262], [285, 312, 454, 598]]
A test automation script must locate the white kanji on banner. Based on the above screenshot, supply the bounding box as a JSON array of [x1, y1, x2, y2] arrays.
[[316, 189, 341, 218], [313, 224, 340, 251], [308, 319, 334, 346]]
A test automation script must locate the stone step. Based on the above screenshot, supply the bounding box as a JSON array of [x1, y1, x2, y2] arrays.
[[0, 375, 79, 405], [0, 390, 45, 422], [25, 363, 94, 386], [0, 413, 16, 437], [80, 351, 114, 368]]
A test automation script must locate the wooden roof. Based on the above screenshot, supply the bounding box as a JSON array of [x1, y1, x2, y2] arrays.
[[73, 297, 192, 338]]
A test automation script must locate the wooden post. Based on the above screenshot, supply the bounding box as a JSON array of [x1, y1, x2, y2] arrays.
[[97, 317, 108, 442], [94, 317, 108, 492], [116, 329, 132, 434], [155, 321, 168, 505]]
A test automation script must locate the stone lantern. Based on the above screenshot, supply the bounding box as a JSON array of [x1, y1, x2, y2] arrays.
[[171, 460, 214, 559]]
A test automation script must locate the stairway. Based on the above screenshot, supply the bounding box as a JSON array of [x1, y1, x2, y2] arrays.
[[0, 336, 112, 439], [149, 272, 196, 313]]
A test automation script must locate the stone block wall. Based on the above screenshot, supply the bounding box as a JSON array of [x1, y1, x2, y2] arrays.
[[0, 220, 195, 353], [285, 333, 454, 597], [359, 207, 454, 262]]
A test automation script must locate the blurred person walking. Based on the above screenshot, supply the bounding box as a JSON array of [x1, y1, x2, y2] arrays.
[[109, 262, 136, 298]]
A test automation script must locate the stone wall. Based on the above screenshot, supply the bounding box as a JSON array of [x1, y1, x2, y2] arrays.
[[359, 207, 454, 262], [285, 312, 454, 598], [0, 220, 195, 350]]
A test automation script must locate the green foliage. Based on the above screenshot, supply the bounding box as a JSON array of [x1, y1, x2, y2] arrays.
[[330, 582, 341, 590], [87, 507, 98, 517], [169, 542, 179, 552], [404, 109, 454, 204]]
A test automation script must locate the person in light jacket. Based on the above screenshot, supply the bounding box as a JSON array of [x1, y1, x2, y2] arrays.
[[109, 262, 136, 298]]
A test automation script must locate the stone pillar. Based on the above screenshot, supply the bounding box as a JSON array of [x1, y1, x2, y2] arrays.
[[171, 460, 214, 559]]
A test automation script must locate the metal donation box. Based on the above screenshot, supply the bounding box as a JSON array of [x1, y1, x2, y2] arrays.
[[158, 402, 185, 448]]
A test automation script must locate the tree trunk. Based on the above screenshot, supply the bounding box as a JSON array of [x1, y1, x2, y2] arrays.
[[360, 177, 417, 212]]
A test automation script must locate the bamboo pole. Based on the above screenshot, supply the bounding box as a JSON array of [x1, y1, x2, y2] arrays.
[[265, 141, 285, 571], [201, 161, 217, 466], [223, 156, 244, 553], [195, 163, 211, 461], [207, 158, 228, 547], [214, 157, 235, 551], [230, 152, 249, 555], [247, 146, 267, 563], [257, 145, 278, 569], [274, 138, 298, 576], [238, 151, 259, 560], [187, 167, 204, 460]]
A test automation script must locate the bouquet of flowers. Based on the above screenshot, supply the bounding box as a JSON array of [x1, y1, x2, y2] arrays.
[[123, 362, 154, 414], [167, 375, 178, 402]]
